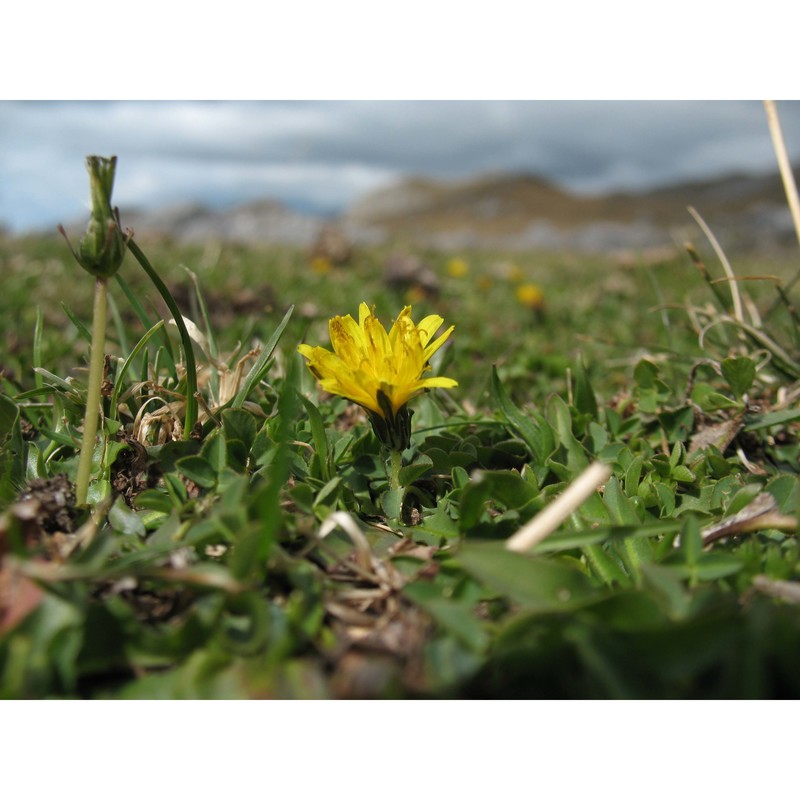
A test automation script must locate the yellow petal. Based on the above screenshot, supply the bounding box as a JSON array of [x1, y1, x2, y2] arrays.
[[417, 314, 445, 346], [418, 375, 459, 390], [423, 324, 455, 361], [329, 315, 366, 368]]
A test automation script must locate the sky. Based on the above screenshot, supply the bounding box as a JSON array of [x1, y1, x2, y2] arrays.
[[2, 100, 800, 234]]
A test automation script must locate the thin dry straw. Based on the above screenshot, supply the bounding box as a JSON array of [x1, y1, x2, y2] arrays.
[[505, 461, 612, 553], [764, 101, 800, 259], [319, 511, 374, 571], [687, 206, 743, 324]]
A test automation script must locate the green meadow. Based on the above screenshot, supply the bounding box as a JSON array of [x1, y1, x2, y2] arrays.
[[1, 191, 798, 698]]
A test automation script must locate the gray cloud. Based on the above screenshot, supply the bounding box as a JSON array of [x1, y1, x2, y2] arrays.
[[2, 100, 799, 232]]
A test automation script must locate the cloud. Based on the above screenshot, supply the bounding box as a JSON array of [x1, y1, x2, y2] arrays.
[[2, 100, 799, 232]]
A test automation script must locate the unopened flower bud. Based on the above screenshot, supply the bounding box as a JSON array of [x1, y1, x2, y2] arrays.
[[62, 155, 129, 279]]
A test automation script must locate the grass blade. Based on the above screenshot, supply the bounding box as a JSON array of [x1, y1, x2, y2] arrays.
[[33, 307, 44, 389], [114, 272, 176, 370], [230, 305, 294, 409], [109, 319, 165, 421], [127, 239, 198, 438], [60, 303, 92, 345]]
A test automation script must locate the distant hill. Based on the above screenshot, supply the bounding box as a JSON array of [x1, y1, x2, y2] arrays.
[[344, 169, 800, 254], [58, 167, 800, 256]]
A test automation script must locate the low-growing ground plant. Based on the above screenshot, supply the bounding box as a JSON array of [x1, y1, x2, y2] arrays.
[[0, 153, 798, 699]]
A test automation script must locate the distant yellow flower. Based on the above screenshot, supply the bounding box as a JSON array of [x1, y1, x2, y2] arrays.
[[446, 257, 469, 278], [476, 275, 494, 292], [310, 256, 332, 275], [404, 285, 427, 305], [516, 283, 544, 310], [298, 302, 457, 450], [506, 263, 525, 283]]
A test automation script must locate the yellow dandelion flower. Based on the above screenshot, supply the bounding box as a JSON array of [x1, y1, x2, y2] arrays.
[[298, 302, 457, 450], [515, 282, 544, 310], [446, 257, 469, 278]]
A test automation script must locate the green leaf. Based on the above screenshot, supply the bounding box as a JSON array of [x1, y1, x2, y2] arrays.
[[403, 583, 489, 652], [671, 465, 696, 484], [669, 441, 684, 470], [0, 394, 24, 503], [639, 563, 691, 620], [691, 383, 740, 412], [382, 487, 404, 521], [573, 354, 598, 420], [661, 554, 744, 581], [224, 439, 249, 474], [584, 543, 632, 587], [458, 470, 538, 531], [692, 554, 745, 581], [490, 366, 554, 465], [298, 394, 332, 482], [657, 406, 694, 443], [654, 482, 676, 516], [744, 407, 800, 431], [727, 484, 764, 515], [418, 503, 460, 539], [201, 431, 227, 476], [764, 475, 799, 514], [175, 455, 217, 489], [603, 476, 640, 526], [86, 480, 111, 505], [613, 536, 652, 584], [2, 593, 84, 695], [547, 394, 589, 472], [313, 476, 342, 511], [456, 541, 596, 611], [633, 359, 660, 389], [721, 356, 756, 399], [398, 454, 433, 486], [633, 360, 671, 414], [679, 515, 702, 568], [624, 455, 644, 495], [26, 442, 45, 481], [108, 496, 147, 537], [233, 358, 301, 581], [134, 489, 175, 514], [221, 408, 258, 451]]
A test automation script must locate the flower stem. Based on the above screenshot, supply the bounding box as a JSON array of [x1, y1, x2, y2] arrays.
[[389, 448, 403, 492], [75, 277, 108, 506]]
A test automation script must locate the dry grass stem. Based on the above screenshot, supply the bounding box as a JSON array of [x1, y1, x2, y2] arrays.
[[505, 461, 613, 553], [751, 575, 800, 604], [687, 206, 744, 324], [764, 101, 800, 256], [702, 492, 797, 546], [319, 511, 375, 572]]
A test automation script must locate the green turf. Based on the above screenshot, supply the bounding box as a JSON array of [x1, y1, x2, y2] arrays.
[[1, 228, 798, 698]]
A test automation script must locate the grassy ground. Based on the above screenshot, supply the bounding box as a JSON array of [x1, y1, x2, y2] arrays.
[[1, 229, 798, 698]]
